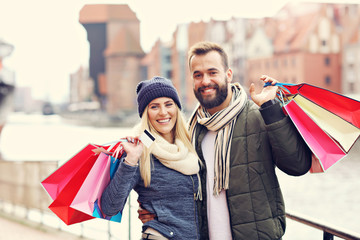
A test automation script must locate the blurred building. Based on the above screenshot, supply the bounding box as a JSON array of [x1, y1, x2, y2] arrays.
[[74, 2, 360, 116], [79, 4, 145, 117], [340, 5, 360, 100]]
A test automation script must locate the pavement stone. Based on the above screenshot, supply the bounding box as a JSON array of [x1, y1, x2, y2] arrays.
[[0, 212, 89, 240]]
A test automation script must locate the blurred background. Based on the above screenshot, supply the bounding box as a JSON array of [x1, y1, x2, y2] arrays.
[[0, 0, 359, 239]]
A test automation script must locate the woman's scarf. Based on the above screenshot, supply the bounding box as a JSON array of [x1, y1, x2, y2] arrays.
[[188, 83, 247, 195], [151, 134, 202, 200], [151, 134, 199, 175]]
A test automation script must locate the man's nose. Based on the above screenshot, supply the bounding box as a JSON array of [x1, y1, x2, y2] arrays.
[[202, 74, 211, 85]]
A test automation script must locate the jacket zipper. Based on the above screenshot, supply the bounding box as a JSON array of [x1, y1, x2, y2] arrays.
[[190, 175, 199, 240]]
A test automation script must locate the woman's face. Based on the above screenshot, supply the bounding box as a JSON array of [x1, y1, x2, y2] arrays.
[[147, 97, 177, 143]]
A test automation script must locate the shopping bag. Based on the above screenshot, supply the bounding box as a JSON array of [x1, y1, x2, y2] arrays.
[[284, 100, 347, 172], [41, 143, 119, 225], [291, 95, 360, 153], [41, 144, 101, 200], [265, 82, 360, 172], [92, 154, 122, 222], [47, 150, 98, 225], [272, 82, 360, 128], [70, 142, 125, 222]]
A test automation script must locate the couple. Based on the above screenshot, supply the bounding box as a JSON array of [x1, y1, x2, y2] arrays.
[[100, 41, 312, 240]]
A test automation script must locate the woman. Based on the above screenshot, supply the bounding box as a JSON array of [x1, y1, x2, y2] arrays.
[[101, 76, 201, 240]]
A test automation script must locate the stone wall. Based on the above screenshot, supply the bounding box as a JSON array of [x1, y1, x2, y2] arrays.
[[0, 161, 58, 210]]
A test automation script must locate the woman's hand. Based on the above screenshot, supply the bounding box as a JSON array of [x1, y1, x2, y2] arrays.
[[250, 75, 279, 107], [121, 136, 144, 166]]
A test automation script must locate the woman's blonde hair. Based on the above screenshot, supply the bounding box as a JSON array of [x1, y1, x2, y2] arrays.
[[133, 105, 197, 187]]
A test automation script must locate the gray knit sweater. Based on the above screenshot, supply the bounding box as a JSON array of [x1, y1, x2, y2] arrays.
[[101, 155, 200, 239]]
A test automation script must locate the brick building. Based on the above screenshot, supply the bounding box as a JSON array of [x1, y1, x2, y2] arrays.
[[79, 4, 144, 116]]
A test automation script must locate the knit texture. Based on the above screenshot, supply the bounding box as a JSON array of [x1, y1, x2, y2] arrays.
[[136, 76, 181, 117]]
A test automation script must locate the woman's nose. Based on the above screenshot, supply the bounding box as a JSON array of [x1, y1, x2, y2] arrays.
[[159, 106, 167, 115]]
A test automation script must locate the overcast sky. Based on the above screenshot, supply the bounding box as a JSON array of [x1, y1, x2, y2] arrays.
[[0, 0, 358, 103]]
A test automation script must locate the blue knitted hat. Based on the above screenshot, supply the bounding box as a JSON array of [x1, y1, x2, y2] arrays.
[[136, 76, 182, 117]]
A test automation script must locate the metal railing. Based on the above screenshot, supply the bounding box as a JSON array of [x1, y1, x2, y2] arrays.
[[286, 211, 360, 240]]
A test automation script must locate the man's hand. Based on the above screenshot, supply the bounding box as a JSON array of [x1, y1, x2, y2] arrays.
[[137, 201, 156, 224], [250, 75, 279, 107]]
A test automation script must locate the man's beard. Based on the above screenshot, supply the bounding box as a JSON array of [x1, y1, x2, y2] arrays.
[[194, 79, 228, 109]]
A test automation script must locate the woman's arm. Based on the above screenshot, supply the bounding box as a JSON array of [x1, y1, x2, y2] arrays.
[[101, 137, 144, 216]]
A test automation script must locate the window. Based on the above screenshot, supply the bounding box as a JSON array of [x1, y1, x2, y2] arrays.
[[325, 75, 331, 85], [166, 70, 172, 79], [349, 82, 355, 93], [325, 57, 331, 66], [165, 55, 171, 63]]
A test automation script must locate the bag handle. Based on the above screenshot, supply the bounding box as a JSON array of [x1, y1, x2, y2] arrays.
[[111, 139, 129, 160], [91, 139, 128, 156], [263, 82, 297, 105]]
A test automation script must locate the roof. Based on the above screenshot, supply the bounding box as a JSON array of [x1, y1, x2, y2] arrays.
[[79, 4, 138, 24], [273, 12, 318, 53]]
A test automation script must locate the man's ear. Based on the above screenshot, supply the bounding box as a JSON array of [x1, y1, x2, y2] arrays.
[[226, 68, 233, 83]]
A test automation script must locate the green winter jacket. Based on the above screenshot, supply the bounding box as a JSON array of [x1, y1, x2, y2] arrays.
[[194, 101, 312, 240]]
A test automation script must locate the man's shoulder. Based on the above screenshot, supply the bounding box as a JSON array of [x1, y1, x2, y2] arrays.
[[236, 100, 261, 118]]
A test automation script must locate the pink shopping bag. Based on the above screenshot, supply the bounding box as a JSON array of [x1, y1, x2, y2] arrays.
[[70, 142, 126, 222], [284, 100, 346, 172]]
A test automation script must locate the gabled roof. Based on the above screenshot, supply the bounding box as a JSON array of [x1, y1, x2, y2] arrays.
[[273, 12, 318, 53], [79, 4, 138, 24]]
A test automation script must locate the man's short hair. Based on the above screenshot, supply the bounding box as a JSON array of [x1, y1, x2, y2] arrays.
[[188, 41, 229, 70]]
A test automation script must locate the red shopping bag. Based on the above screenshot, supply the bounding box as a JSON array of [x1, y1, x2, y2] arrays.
[[41, 144, 101, 200], [266, 82, 360, 172], [41, 143, 121, 225], [279, 83, 360, 128], [48, 153, 98, 225], [70, 143, 126, 223]]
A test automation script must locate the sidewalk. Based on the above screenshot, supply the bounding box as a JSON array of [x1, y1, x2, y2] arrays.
[[0, 212, 88, 240]]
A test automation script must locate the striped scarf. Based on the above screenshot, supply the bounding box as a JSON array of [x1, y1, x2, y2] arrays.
[[188, 83, 247, 195]]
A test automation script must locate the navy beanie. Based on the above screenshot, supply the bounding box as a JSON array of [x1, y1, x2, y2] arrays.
[[136, 76, 182, 117]]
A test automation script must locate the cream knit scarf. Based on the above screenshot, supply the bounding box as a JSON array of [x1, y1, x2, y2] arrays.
[[151, 134, 200, 175], [188, 83, 247, 195]]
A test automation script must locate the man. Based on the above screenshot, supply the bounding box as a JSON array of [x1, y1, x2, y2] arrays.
[[187, 41, 311, 240], [138, 41, 312, 239]]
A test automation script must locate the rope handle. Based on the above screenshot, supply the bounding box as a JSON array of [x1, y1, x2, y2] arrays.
[[263, 82, 298, 105]]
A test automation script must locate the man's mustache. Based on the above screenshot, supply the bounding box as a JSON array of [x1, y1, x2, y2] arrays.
[[197, 84, 218, 92]]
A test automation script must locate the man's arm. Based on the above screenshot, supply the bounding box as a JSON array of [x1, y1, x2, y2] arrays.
[[250, 75, 312, 175]]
